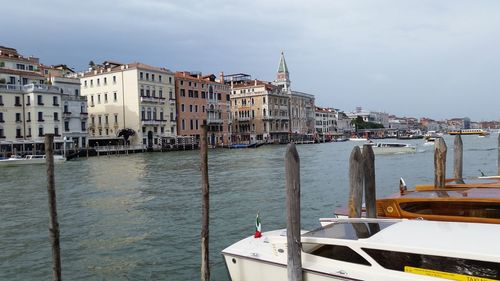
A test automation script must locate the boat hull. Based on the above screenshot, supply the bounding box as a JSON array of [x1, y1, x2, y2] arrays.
[[0, 155, 66, 166]]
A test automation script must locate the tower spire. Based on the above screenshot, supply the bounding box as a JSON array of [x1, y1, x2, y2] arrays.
[[275, 51, 290, 91]]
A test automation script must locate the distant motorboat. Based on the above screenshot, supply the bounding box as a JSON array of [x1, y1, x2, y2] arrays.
[[349, 137, 368, 141], [228, 143, 258, 149], [362, 142, 416, 155], [0, 154, 66, 166]]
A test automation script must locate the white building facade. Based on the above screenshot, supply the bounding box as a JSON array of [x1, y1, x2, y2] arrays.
[[79, 61, 176, 148]]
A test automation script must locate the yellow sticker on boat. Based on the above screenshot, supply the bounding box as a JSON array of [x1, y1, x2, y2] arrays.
[[404, 266, 497, 281]]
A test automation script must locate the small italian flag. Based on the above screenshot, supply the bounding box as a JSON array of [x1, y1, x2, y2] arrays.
[[254, 212, 262, 238]]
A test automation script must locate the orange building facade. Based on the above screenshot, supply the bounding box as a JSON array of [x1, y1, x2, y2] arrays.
[[175, 72, 231, 146]]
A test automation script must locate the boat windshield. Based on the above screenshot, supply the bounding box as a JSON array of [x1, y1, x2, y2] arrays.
[[303, 221, 395, 240]]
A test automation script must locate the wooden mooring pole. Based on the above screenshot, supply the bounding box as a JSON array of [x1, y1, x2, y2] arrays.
[[200, 125, 210, 281], [45, 134, 62, 281], [454, 135, 464, 184], [285, 143, 302, 281], [362, 144, 376, 218], [498, 134, 500, 176], [348, 146, 363, 218], [434, 137, 447, 188]]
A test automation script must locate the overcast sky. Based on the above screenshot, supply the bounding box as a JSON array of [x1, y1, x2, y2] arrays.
[[3, 0, 500, 121]]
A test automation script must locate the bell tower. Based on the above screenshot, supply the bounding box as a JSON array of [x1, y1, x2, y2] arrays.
[[275, 51, 290, 91]]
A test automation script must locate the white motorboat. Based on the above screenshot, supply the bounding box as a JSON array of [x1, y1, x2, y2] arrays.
[[0, 154, 66, 166], [222, 218, 500, 281], [362, 142, 416, 155]]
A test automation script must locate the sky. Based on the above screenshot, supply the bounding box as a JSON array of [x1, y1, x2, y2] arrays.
[[3, 0, 500, 121]]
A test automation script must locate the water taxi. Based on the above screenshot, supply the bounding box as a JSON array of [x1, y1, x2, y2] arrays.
[[362, 142, 416, 155], [222, 218, 500, 281], [0, 154, 66, 166]]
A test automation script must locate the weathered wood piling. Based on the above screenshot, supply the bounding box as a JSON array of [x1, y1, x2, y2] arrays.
[[348, 146, 364, 218], [285, 143, 302, 281], [434, 137, 447, 188], [498, 134, 500, 176], [454, 135, 464, 184], [362, 144, 376, 218], [45, 134, 62, 281], [200, 125, 210, 281]]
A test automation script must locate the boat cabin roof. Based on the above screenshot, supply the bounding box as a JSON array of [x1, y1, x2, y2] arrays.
[[303, 219, 499, 261]]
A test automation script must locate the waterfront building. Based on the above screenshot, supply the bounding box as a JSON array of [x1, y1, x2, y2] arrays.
[[175, 71, 231, 146], [79, 61, 176, 148], [41, 64, 88, 148], [0, 46, 66, 153], [315, 107, 336, 137], [226, 73, 289, 143], [347, 107, 389, 128]]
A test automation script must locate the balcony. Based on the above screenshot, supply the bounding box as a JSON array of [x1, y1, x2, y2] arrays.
[[140, 96, 166, 104], [26, 102, 30, 106], [207, 117, 223, 124], [53, 103, 60, 106], [80, 112, 89, 119], [0, 135, 5, 139], [26, 119, 31, 123], [38, 119, 45, 122], [63, 112, 72, 119], [141, 119, 164, 126], [237, 116, 251, 122], [0, 84, 22, 92], [15, 103, 22, 107], [0, 119, 4, 123], [37, 102, 44, 106]]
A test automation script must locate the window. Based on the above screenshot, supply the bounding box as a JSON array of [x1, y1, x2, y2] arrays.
[[75, 89, 79, 96], [113, 92, 117, 102], [16, 128, 22, 138], [97, 94, 101, 104], [189, 104, 193, 112], [146, 73, 149, 80], [180, 89, 185, 97], [140, 72, 144, 80], [90, 79, 93, 87], [190, 119, 193, 130], [0, 112, 3, 122], [195, 119, 199, 130], [81, 122, 86, 131], [104, 93, 108, 103], [84, 80, 88, 87], [151, 74, 155, 81], [9, 76, 15, 84], [97, 78, 100, 86], [159, 75, 162, 82], [182, 119, 185, 130], [54, 112, 59, 121], [104, 77, 107, 85], [113, 76, 116, 84], [54, 127, 59, 136], [16, 64, 25, 70], [16, 113, 21, 122], [114, 114, 118, 124], [27, 112, 31, 122], [15, 96, 21, 106], [168, 77, 172, 84], [195, 105, 198, 112], [181, 104, 185, 112], [0, 95, 3, 105], [105, 115, 109, 124], [53, 96, 59, 106], [305, 244, 370, 266], [0, 127, 4, 138], [38, 112, 43, 121], [64, 105, 68, 113], [22, 78, 28, 85], [38, 126, 44, 136], [37, 95, 43, 105]]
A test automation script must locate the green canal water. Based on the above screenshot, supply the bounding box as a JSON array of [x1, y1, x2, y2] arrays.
[[0, 135, 498, 280]]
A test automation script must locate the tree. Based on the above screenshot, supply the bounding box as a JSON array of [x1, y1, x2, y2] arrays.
[[89, 60, 95, 69], [117, 128, 135, 144]]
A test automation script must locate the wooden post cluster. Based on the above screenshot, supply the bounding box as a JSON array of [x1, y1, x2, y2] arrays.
[[348, 145, 376, 218], [200, 125, 210, 281], [434, 138, 447, 188], [45, 134, 62, 281], [285, 143, 302, 281], [454, 135, 464, 184]]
